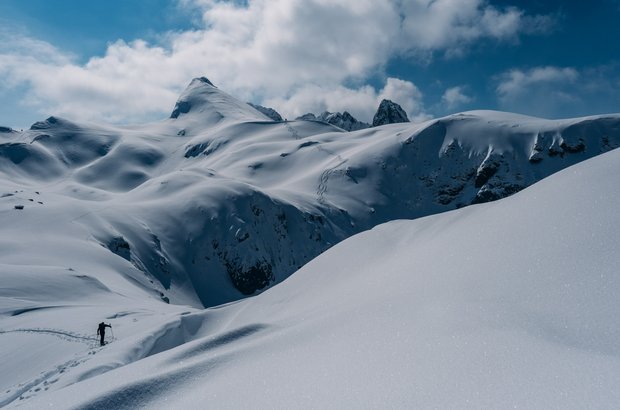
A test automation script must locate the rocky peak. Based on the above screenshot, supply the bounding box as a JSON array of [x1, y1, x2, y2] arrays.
[[296, 113, 317, 121], [194, 76, 215, 87], [296, 111, 370, 131], [247, 103, 283, 121], [318, 111, 370, 131], [372, 99, 410, 127]]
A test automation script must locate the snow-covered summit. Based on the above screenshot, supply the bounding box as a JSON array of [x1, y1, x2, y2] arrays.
[[372, 98, 410, 126], [170, 77, 270, 125]]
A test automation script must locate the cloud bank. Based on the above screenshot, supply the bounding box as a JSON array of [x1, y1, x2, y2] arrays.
[[0, 0, 552, 123], [496, 65, 620, 118]]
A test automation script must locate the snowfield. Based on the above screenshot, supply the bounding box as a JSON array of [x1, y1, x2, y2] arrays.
[[1, 78, 620, 408]]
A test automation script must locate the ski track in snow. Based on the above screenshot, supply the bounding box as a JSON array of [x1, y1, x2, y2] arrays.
[[315, 145, 347, 203], [284, 121, 301, 140], [0, 328, 107, 407], [0, 354, 93, 407], [0, 328, 99, 345]]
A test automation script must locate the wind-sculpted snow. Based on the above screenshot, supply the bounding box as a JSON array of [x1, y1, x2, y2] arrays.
[[13, 142, 620, 409]]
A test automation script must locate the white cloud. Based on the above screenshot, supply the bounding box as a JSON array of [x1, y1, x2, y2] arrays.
[[495, 66, 580, 117], [397, 0, 554, 56], [264, 77, 429, 123], [495, 64, 620, 118], [497, 66, 579, 99], [441, 86, 473, 109], [0, 0, 552, 123]]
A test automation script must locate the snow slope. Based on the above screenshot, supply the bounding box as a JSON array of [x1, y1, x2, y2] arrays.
[[13, 133, 620, 409], [1, 78, 619, 309]]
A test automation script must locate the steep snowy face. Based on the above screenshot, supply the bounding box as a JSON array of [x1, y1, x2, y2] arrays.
[[170, 77, 270, 125], [247, 103, 283, 122], [372, 99, 410, 126], [1, 79, 620, 307]]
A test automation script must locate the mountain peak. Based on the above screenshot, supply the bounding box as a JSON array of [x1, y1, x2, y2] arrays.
[[372, 99, 410, 127], [170, 77, 269, 123], [194, 76, 215, 87], [295, 111, 370, 131], [317, 111, 370, 131]]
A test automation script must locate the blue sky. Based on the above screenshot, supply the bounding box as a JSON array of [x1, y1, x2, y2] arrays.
[[1, 0, 619, 128]]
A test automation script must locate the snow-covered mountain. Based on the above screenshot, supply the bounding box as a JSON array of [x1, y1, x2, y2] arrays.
[[295, 100, 411, 131], [7, 136, 620, 409], [247, 103, 283, 122], [1, 78, 620, 310], [296, 111, 371, 131]]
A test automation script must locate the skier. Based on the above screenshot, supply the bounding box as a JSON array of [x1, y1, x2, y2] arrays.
[[97, 322, 112, 346]]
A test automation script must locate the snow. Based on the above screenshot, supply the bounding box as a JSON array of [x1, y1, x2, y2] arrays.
[[6, 140, 620, 410], [1, 77, 620, 408]]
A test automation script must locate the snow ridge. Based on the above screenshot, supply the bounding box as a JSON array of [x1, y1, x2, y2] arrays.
[[247, 103, 283, 122]]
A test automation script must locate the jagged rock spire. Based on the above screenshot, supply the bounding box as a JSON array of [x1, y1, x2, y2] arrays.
[[372, 99, 410, 127]]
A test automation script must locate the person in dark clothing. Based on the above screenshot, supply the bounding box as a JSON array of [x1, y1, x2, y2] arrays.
[[97, 322, 112, 346]]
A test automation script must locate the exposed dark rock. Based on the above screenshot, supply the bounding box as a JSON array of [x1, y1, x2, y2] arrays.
[[474, 156, 500, 188], [436, 183, 466, 204], [317, 111, 370, 131], [372, 99, 410, 127], [548, 140, 564, 157], [170, 101, 191, 119], [225, 258, 273, 295], [296, 111, 370, 131], [196, 76, 215, 86], [107, 236, 131, 261], [296, 113, 318, 121], [184, 142, 209, 158], [560, 138, 586, 153], [472, 183, 524, 204], [528, 150, 544, 163]]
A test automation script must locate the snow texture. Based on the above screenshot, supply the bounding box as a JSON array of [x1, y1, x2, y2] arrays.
[[5, 141, 620, 409]]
